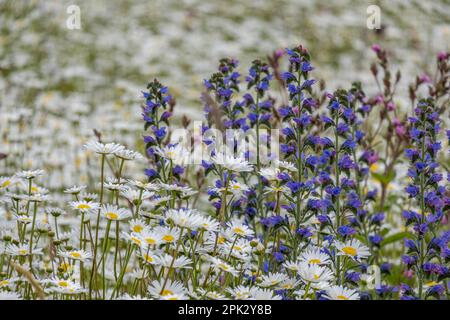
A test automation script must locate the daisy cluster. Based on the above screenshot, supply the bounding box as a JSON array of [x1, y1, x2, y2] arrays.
[[1, 0, 449, 191], [0, 43, 449, 301]]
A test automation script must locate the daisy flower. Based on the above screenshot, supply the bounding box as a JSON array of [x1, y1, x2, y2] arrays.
[[45, 207, 65, 218], [324, 285, 360, 300], [277, 278, 301, 291], [335, 239, 370, 261], [276, 160, 297, 172], [197, 289, 227, 300], [6, 244, 43, 256], [103, 177, 125, 191], [129, 218, 148, 234], [204, 255, 238, 276], [198, 216, 220, 232], [84, 140, 124, 155], [228, 181, 250, 196], [63, 185, 86, 195], [139, 229, 162, 246], [221, 238, 252, 259], [0, 277, 19, 290], [114, 148, 144, 161], [44, 278, 86, 295], [14, 214, 32, 225], [250, 288, 282, 300], [164, 208, 203, 230], [58, 249, 91, 261], [138, 248, 158, 265], [79, 192, 98, 201], [211, 154, 253, 172], [298, 263, 334, 287], [156, 253, 192, 269], [227, 221, 254, 238], [0, 176, 16, 190], [100, 204, 131, 221], [259, 273, 289, 288], [148, 279, 187, 300], [226, 285, 252, 299], [154, 226, 181, 244], [259, 167, 280, 180], [154, 144, 190, 166], [69, 200, 100, 213], [300, 248, 331, 265], [120, 187, 153, 204], [15, 169, 44, 180]]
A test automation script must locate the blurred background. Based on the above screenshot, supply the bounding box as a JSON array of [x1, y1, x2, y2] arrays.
[[1, 0, 449, 188]]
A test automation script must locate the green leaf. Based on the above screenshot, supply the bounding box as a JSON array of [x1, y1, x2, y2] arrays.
[[381, 232, 412, 246], [372, 170, 396, 185]]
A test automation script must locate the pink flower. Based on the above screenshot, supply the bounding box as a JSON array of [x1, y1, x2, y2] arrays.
[[438, 51, 448, 61], [419, 74, 431, 83], [375, 95, 384, 104], [403, 269, 414, 279], [371, 44, 381, 53], [395, 125, 406, 137], [274, 48, 284, 59], [386, 101, 395, 111]]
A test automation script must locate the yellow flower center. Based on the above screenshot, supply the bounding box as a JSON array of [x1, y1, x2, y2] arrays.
[[218, 263, 229, 271], [1, 180, 11, 188], [19, 249, 28, 255], [232, 185, 241, 190], [70, 252, 81, 259], [309, 258, 321, 264], [143, 254, 153, 263], [337, 295, 349, 300], [166, 151, 176, 159], [218, 236, 225, 244], [162, 234, 174, 242], [106, 212, 118, 220], [342, 246, 357, 256], [131, 236, 142, 246], [58, 281, 69, 287], [31, 186, 38, 192], [77, 204, 91, 210], [59, 262, 70, 272], [133, 225, 143, 233], [233, 227, 245, 235], [161, 289, 174, 296], [0, 280, 9, 286], [426, 281, 438, 287], [145, 238, 156, 245]]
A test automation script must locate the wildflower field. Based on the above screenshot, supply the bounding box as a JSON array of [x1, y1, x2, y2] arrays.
[[0, 1, 449, 301]]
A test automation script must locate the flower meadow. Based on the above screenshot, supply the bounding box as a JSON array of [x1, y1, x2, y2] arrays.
[[0, 43, 449, 301]]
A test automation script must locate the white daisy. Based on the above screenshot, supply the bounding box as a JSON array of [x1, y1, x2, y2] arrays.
[[211, 154, 253, 172], [148, 279, 187, 300], [84, 140, 124, 155], [164, 208, 203, 230], [258, 272, 289, 287], [100, 204, 131, 221], [58, 249, 91, 261], [300, 248, 331, 265], [335, 239, 370, 261], [324, 285, 360, 300]]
